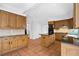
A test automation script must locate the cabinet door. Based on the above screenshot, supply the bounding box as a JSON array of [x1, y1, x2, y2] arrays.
[[17, 36, 23, 48], [75, 3, 79, 28], [0, 10, 9, 28], [8, 13, 17, 28], [21, 36, 28, 47], [0, 39, 2, 55], [9, 37, 17, 50], [55, 33, 66, 41], [61, 43, 79, 56], [17, 15, 26, 29], [2, 37, 10, 54], [17, 36, 28, 48], [0, 10, 2, 28]]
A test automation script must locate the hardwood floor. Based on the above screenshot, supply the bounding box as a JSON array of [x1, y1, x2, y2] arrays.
[[2, 38, 61, 56]]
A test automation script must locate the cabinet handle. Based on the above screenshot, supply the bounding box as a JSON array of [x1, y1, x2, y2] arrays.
[[9, 42, 10, 44], [43, 37, 45, 39], [11, 42, 12, 44]]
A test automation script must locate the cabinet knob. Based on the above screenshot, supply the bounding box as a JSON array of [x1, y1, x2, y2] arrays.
[[9, 42, 10, 44], [43, 37, 45, 39]]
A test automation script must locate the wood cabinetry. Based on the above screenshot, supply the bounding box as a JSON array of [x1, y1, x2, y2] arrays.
[[17, 15, 26, 29], [0, 35, 28, 55], [0, 10, 26, 29], [17, 36, 28, 48], [0, 39, 2, 55], [54, 18, 73, 29], [9, 37, 18, 50], [0, 10, 9, 28], [74, 3, 79, 28], [8, 13, 17, 28], [0, 10, 2, 28], [2, 37, 10, 54], [55, 33, 67, 41], [48, 21, 54, 24], [61, 43, 79, 56], [41, 34, 55, 47]]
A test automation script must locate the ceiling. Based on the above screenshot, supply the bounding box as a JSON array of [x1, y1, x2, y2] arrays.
[[0, 3, 37, 16], [0, 3, 73, 19]]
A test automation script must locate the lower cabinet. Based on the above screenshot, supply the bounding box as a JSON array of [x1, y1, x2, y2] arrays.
[[61, 43, 79, 56], [22, 36, 28, 47], [0, 35, 28, 55], [10, 37, 18, 50], [41, 34, 55, 47], [55, 33, 67, 41], [17, 36, 28, 48], [0, 39, 2, 55]]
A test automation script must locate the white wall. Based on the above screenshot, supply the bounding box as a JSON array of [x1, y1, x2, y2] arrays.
[[25, 3, 73, 39], [0, 29, 25, 36]]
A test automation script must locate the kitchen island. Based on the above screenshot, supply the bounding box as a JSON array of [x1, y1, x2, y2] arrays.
[[40, 34, 55, 47]]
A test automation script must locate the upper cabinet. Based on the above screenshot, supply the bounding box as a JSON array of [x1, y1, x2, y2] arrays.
[[17, 15, 26, 29], [0, 10, 9, 28], [8, 13, 17, 29], [0, 10, 26, 29], [54, 18, 73, 29], [74, 3, 79, 28]]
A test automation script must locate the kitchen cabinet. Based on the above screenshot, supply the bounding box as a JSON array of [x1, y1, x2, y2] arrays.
[[17, 36, 28, 48], [2, 37, 10, 54], [17, 36, 23, 48], [0, 35, 28, 55], [74, 3, 79, 28], [8, 13, 17, 28], [22, 36, 28, 47], [17, 15, 26, 29], [54, 18, 73, 29], [0, 39, 2, 55], [0, 10, 9, 28], [48, 21, 54, 24], [41, 34, 55, 47], [0, 10, 2, 28], [61, 43, 79, 56], [9, 37, 18, 50], [55, 33, 67, 41], [0, 10, 26, 29]]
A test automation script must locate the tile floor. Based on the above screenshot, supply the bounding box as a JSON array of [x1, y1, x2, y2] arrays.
[[3, 38, 61, 56]]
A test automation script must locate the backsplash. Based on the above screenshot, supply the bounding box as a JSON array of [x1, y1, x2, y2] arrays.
[[0, 29, 25, 36]]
